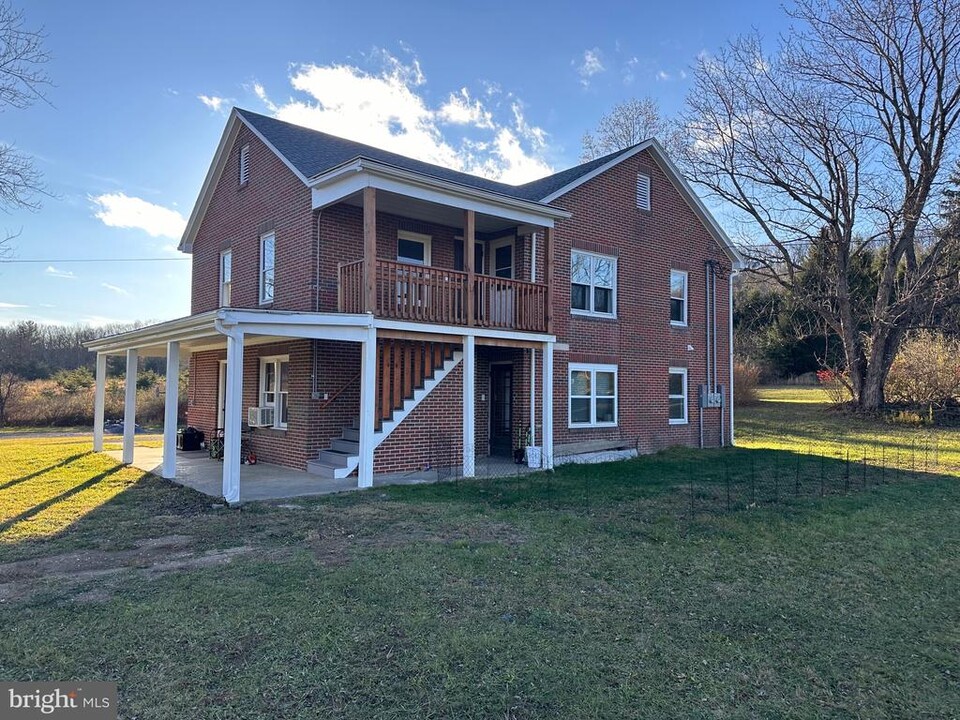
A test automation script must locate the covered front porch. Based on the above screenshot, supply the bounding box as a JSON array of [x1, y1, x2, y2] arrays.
[[85, 309, 556, 505], [106, 443, 543, 502]]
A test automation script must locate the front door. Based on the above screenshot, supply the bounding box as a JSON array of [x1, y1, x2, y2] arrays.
[[489, 363, 513, 456]]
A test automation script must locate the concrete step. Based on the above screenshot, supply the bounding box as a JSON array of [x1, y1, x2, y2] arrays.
[[306, 459, 354, 479], [342, 427, 360, 442], [331, 438, 360, 454], [319, 449, 355, 468]]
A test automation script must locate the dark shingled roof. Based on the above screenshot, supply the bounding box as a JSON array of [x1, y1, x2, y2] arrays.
[[237, 108, 640, 203]]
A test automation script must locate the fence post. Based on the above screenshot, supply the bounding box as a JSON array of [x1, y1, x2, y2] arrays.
[[750, 455, 757, 506], [845, 449, 850, 492], [795, 452, 800, 497]]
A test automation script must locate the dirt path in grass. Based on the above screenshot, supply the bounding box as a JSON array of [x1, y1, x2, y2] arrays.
[[0, 534, 255, 604]]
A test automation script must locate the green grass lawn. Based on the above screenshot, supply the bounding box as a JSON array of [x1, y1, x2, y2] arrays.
[[0, 389, 957, 719]]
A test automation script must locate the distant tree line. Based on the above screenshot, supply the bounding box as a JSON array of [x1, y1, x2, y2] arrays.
[[0, 320, 167, 379]]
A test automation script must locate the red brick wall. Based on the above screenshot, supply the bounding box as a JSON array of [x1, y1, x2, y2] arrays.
[[191, 125, 316, 314], [547, 149, 733, 453]]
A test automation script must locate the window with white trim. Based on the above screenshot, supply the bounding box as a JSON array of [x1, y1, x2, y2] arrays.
[[569, 363, 618, 428], [669, 367, 688, 424], [670, 269, 688, 326], [571, 250, 616, 317], [259, 231, 275, 304], [259, 355, 289, 429], [219, 249, 232, 307], [239, 144, 250, 185], [397, 230, 432, 266]]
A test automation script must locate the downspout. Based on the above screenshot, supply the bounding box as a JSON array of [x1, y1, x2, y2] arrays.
[[701, 262, 710, 448], [729, 268, 738, 445]]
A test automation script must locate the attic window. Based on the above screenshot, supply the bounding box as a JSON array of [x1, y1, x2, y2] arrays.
[[239, 144, 250, 185], [636, 173, 651, 211]]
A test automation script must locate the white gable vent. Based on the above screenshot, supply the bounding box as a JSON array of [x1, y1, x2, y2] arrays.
[[239, 144, 250, 185], [636, 173, 651, 211]]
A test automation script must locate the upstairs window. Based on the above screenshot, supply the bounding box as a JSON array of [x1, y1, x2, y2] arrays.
[[239, 144, 250, 185], [636, 173, 651, 211], [219, 250, 232, 306], [571, 250, 616, 317], [259, 232, 275, 304], [259, 355, 289, 429], [397, 231, 432, 266], [670, 269, 688, 326]]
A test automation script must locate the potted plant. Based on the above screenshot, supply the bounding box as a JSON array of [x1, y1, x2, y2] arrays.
[[513, 425, 528, 464]]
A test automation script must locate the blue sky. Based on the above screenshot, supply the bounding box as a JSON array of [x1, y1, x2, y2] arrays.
[[0, 0, 787, 327]]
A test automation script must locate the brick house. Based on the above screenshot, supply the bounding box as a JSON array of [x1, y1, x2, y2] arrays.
[[87, 108, 742, 503]]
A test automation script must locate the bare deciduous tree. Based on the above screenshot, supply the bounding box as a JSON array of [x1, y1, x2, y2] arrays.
[[678, 0, 960, 410], [581, 97, 666, 162], [0, 370, 24, 426], [0, 0, 49, 259]]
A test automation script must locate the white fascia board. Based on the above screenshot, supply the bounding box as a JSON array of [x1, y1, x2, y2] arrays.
[[374, 317, 556, 344], [310, 160, 569, 227], [540, 138, 745, 268], [232, 324, 370, 343], [84, 311, 222, 353], [218, 309, 374, 329]]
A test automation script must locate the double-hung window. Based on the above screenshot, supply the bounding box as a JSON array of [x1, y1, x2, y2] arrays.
[[259, 355, 289, 429], [670, 269, 687, 326], [668, 367, 688, 424], [219, 250, 232, 306], [569, 363, 618, 428], [571, 250, 616, 317], [259, 231, 275, 304]]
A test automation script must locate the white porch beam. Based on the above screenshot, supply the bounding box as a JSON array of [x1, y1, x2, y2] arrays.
[[93, 353, 107, 452], [162, 341, 180, 479], [462, 335, 476, 477], [542, 341, 554, 470], [122, 349, 138, 465], [222, 330, 244, 504], [358, 326, 377, 488]]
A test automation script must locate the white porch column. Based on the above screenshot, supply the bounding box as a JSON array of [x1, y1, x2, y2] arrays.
[[161, 341, 180, 480], [93, 352, 107, 452], [358, 326, 377, 488], [222, 330, 244, 504], [529, 348, 537, 448], [542, 341, 554, 470], [122, 348, 138, 465], [462, 334, 476, 477]]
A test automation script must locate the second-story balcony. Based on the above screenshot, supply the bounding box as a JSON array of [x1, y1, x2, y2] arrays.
[[339, 258, 549, 333]]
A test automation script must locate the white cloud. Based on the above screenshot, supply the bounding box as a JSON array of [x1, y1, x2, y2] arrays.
[[101, 283, 130, 296], [0, 301, 26, 308], [91, 192, 187, 239], [657, 70, 671, 81], [438, 88, 494, 128], [198, 94, 230, 113], [577, 48, 606, 87], [253, 51, 553, 184], [45, 265, 76, 279]]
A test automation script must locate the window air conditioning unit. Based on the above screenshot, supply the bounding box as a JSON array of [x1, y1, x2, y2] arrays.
[[247, 406, 275, 427]]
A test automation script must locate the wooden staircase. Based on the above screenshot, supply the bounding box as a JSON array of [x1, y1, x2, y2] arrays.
[[307, 339, 461, 479]]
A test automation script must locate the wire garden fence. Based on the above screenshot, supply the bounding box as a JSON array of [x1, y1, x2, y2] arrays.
[[420, 430, 956, 532]]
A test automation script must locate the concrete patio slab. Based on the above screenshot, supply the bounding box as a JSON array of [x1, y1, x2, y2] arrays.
[[105, 445, 539, 502]]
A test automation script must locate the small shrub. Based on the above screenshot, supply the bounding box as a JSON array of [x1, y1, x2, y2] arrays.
[[885, 331, 960, 408], [733, 359, 761, 406], [53, 367, 95, 393], [816, 368, 851, 405]]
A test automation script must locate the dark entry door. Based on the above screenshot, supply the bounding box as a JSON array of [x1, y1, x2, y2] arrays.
[[489, 364, 513, 456]]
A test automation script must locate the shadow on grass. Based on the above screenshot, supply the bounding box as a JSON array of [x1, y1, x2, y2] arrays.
[[0, 463, 126, 534], [0, 452, 94, 492]]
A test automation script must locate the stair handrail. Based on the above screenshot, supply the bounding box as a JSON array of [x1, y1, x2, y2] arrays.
[[317, 371, 361, 413]]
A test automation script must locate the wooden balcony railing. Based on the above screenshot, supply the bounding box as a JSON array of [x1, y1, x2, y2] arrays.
[[338, 258, 548, 333]]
